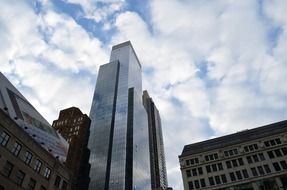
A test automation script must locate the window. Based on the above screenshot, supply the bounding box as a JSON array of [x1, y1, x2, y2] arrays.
[[253, 155, 259, 162], [23, 151, 33, 165], [226, 161, 232, 169], [194, 158, 199, 164], [275, 149, 282, 157], [188, 181, 194, 190], [27, 178, 36, 190], [258, 153, 265, 161], [218, 163, 223, 170], [54, 175, 61, 187], [186, 170, 191, 177], [62, 181, 67, 190], [236, 171, 242, 180], [2, 161, 13, 177], [0, 131, 10, 146], [206, 165, 211, 173], [192, 169, 197, 176], [34, 159, 42, 173], [11, 142, 22, 156], [208, 177, 215, 186], [232, 159, 238, 167], [264, 164, 271, 173], [273, 162, 281, 171], [280, 161, 287, 170], [221, 174, 227, 183], [186, 160, 190, 166], [229, 172, 236, 181], [264, 141, 270, 147], [270, 139, 276, 146], [242, 169, 249, 178], [194, 180, 200, 189], [215, 176, 221, 184], [198, 167, 203, 175], [275, 138, 281, 144], [205, 155, 209, 161], [15, 170, 25, 186], [212, 164, 217, 172], [267, 151, 275, 159], [257, 166, 265, 175], [282, 147, 287, 155], [251, 167, 258, 176], [246, 156, 253, 164], [200, 178, 206, 187], [238, 158, 244, 166], [44, 167, 51, 179]]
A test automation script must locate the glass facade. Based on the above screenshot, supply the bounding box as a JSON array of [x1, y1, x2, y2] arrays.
[[88, 41, 151, 190]]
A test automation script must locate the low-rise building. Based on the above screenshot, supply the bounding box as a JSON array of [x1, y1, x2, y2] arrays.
[[0, 109, 72, 190], [179, 120, 287, 190]]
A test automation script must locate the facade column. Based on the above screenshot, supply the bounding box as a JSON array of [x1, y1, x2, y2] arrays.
[[252, 181, 260, 190]]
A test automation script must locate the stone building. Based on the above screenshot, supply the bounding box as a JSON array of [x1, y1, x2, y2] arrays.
[[0, 109, 72, 190], [52, 107, 91, 190], [179, 120, 287, 190]]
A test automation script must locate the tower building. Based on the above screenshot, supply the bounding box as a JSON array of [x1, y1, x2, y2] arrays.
[[143, 91, 168, 190], [88, 41, 151, 190], [52, 107, 91, 190]]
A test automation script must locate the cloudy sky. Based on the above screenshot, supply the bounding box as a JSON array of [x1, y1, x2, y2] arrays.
[[1, 0, 287, 189]]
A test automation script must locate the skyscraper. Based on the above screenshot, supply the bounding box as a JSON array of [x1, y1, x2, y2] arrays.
[[88, 41, 151, 190], [143, 91, 168, 190]]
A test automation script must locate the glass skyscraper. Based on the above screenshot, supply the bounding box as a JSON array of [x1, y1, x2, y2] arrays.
[[88, 41, 151, 190]]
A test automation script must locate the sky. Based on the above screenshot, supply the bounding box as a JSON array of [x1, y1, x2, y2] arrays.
[[1, 0, 287, 189]]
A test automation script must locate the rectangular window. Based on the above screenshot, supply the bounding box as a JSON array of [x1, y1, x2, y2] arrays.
[[186, 160, 190, 166], [44, 167, 51, 179], [257, 166, 265, 175], [224, 151, 228, 157], [194, 180, 200, 189], [54, 175, 61, 187], [186, 170, 191, 177], [0, 131, 10, 146], [198, 167, 203, 175], [267, 151, 275, 159], [236, 171, 242, 180], [205, 155, 209, 161], [212, 164, 217, 172], [242, 169, 249, 178], [275, 149, 282, 157], [229, 172, 236, 181], [2, 161, 14, 177], [280, 161, 287, 170], [206, 165, 211, 173], [270, 139, 276, 146], [238, 158, 244, 166], [229, 149, 234, 156], [226, 161, 232, 169], [258, 153, 265, 161], [192, 168, 197, 176], [275, 138, 281, 144], [62, 181, 67, 190], [188, 181, 194, 190], [264, 141, 270, 147], [218, 163, 223, 170], [27, 178, 36, 190], [194, 158, 199, 164], [221, 174, 227, 183], [251, 167, 258, 176], [23, 151, 33, 165], [208, 177, 215, 186], [264, 164, 271, 173], [214, 153, 218, 159], [11, 142, 22, 156], [246, 156, 253, 164], [200, 178, 206, 187], [34, 159, 42, 173], [15, 170, 25, 186], [232, 159, 238, 167], [282, 147, 287, 155], [253, 154, 259, 162], [215, 175, 221, 184]]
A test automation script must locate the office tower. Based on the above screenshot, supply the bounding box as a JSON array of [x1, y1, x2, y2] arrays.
[[88, 41, 151, 190], [0, 72, 69, 162], [52, 107, 91, 190], [143, 91, 168, 190], [179, 120, 287, 190]]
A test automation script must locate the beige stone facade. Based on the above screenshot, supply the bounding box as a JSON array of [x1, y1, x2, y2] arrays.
[[179, 120, 287, 190], [0, 109, 72, 190]]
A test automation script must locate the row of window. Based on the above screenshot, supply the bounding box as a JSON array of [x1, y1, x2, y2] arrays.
[[206, 163, 223, 173], [224, 148, 238, 157], [205, 153, 219, 162], [2, 161, 47, 190], [186, 158, 199, 166], [267, 147, 287, 159], [273, 160, 287, 172], [229, 169, 249, 181], [244, 144, 258, 152], [186, 167, 203, 177], [246, 153, 265, 163], [251, 165, 271, 176], [264, 138, 281, 147], [188, 178, 206, 189], [226, 158, 244, 168]]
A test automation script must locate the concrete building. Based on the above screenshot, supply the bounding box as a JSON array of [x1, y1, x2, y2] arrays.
[[0, 108, 72, 190], [52, 107, 91, 190], [179, 120, 287, 190], [88, 41, 151, 190], [143, 90, 168, 190]]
